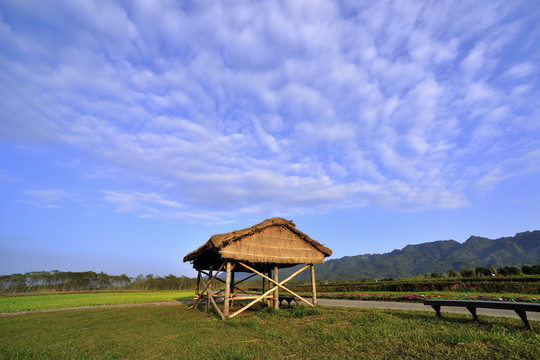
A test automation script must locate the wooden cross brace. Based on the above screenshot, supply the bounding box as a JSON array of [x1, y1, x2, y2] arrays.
[[190, 261, 226, 309], [228, 263, 312, 319], [199, 270, 258, 297]]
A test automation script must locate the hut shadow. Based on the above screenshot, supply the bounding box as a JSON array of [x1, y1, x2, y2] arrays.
[[192, 299, 270, 317]]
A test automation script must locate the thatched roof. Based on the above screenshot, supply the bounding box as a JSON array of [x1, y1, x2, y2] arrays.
[[183, 217, 332, 271]]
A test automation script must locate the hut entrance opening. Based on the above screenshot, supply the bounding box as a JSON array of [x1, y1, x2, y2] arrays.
[[183, 218, 332, 319]]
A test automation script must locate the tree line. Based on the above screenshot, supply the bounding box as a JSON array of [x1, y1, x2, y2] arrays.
[[0, 271, 197, 293]]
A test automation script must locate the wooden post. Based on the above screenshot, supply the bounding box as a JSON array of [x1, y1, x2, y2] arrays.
[[310, 264, 317, 306], [266, 270, 272, 307], [206, 269, 212, 313], [230, 269, 235, 294], [195, 271, 201, 301], [224, 262, 231, 318], [273, 266, 279, 310]]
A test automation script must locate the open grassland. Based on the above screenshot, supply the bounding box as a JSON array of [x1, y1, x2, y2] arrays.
[[0, 304, 538, 359], [0, 291, 193, 313]]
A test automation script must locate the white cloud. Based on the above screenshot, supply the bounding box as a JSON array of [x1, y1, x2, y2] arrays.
[[460, 42, 488, 78], [102, 191, 183, 215], [503, 62, 536, 79], [21, 189, 67, 208], [25, 189, 66, 202], [1, 0, 539, 221]]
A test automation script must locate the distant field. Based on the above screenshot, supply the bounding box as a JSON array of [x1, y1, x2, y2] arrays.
[[0, 290, 194, 313], [0, 304, 538, 359]]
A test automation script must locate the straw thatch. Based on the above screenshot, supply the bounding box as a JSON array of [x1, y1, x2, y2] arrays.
[[183, 217, 332, 271]]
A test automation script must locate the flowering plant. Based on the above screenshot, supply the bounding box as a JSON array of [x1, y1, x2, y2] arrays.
[[316, 292, 540, 303]]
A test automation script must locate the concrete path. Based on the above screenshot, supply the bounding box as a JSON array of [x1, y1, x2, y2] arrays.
[[317, 299, 540, 322]]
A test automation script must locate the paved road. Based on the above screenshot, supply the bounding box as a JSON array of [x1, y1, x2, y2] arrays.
[[316, 299, 540, 322]]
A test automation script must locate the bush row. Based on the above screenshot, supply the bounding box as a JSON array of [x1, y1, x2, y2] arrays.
[[291, 276, 540, 294]]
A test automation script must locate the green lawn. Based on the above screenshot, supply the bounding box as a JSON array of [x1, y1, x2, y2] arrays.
[[0, 304, 538, 359], [0, 291, 194, 313]]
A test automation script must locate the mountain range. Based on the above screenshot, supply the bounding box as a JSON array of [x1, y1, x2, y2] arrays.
[[285, 230, 540, 280]]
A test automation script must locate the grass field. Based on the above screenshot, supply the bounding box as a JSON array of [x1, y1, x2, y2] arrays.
[[1, 304, 538, 359], [0, 291, 194, 313]]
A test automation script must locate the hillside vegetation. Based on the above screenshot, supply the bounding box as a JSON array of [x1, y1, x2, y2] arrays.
[[285, 231, 540, 280]]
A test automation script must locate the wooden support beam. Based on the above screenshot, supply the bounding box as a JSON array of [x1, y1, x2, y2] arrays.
[[237, 263, 313, 307], [229, 264, 312, 319], [230, 269, 235, 294], [225, 273, 257, 297], [190, 274, 208, 309], [213, 288, 225, 295], [224, 261, 231, 317], [228, 295, 273, 300], [233, 273, 257, 286], [310, 264, 317, 306], [191, 261, 226, 309], [195, 271, 201, 299], [264, 271, 270, 307], [206, 269, 212, 313], [200, 271, 226, 284], [273, 266, 279, 310], [229, 283, 278, 318], [268, 270, 273, 307], [232, 286, 252, 297], [208, 292, 224, 320]]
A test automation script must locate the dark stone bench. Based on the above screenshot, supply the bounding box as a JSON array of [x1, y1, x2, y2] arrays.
[[424, 300, 540, 329], [279, 296, 299, 306]]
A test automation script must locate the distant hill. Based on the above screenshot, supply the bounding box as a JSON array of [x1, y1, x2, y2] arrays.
[[284, 231, 540, 280]]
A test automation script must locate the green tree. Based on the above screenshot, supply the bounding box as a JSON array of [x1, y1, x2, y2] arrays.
[[498, 266, 521, 276], [448, 269, 459, 277], [475, 267, 491, 276], [460, 268, 475, 277]]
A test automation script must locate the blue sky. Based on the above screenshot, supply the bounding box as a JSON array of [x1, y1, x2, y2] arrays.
[[1, 0, 539, 277]]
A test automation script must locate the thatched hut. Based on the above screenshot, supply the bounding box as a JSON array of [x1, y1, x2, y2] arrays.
[[183, 217, 332, 319]]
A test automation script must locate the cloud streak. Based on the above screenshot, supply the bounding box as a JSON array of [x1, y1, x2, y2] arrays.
[[21, 189, 67, 208]]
